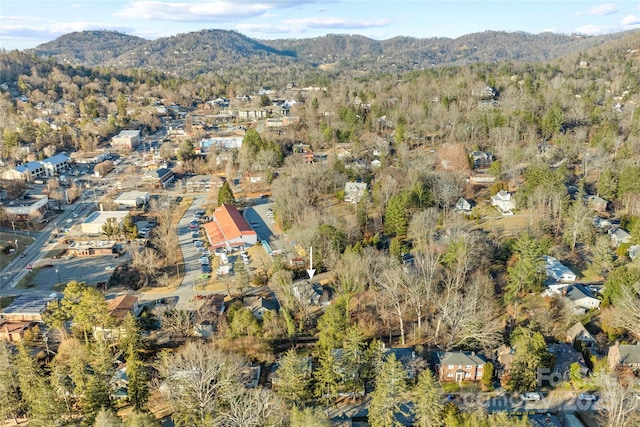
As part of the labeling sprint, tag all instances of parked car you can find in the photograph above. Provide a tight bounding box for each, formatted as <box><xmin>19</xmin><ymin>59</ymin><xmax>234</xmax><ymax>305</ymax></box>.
<box><xmin>191</xmin><ymin>231</ymin><xmax>200</xmax><ymax>238</ymax></box>
<box><xmin>522</xmin><ymin>392</ymin><xmax>542</xmax><ymax>401</ymax></box>
<box><xmin>198</xmin><ymin>273</ymin><xmax>211</xmax><ymax>279</ymax></box>
<box><xmin>201</xmin><ymin>265</ymin><xmax>212</xmax><ymax>273</ymax></box>
<box><xmin>578</xmin><ymin>393</ymin><xmax>597</xmax><ymax>401</ymax></box>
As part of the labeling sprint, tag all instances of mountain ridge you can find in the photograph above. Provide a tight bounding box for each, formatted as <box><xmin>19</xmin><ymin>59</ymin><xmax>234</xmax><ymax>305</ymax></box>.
<box><xmin>29</xmin><ymin>28</ymin><xmax>636</xmax><ymax>76</ymax></box>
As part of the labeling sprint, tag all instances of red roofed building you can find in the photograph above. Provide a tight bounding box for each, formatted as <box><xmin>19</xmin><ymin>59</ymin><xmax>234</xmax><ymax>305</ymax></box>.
<box><xmin>204</xmin><ymin>204</ymin><xmax>258</xmax><ymax>251</ymax></box>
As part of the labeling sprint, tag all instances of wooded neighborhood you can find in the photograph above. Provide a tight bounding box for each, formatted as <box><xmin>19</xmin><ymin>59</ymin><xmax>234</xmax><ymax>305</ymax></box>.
<box><xmin>1</xmin><ymin>26</ymin><xmax>640</xmax><ymax>427</ymax></box>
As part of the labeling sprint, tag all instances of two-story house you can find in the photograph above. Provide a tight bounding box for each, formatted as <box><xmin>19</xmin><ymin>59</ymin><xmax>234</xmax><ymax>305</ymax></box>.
<box><xmin>436</xmin><ymin>351</ymin><xmax>486</xmax><ymax>383</ymax></box>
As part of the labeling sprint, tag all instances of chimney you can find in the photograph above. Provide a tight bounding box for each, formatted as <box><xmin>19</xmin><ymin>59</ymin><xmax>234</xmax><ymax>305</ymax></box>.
<box><xmin>100</xmin><ymin>203</ymin><xmax>103</xmax><ymax>212</ymax></box>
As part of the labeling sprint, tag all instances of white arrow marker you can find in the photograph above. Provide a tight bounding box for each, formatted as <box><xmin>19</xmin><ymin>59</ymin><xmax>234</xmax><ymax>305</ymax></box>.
<box><xmin>307</xmin><ymin>246</ymin><xmax>316</xmax><ymax>279</ymax></box>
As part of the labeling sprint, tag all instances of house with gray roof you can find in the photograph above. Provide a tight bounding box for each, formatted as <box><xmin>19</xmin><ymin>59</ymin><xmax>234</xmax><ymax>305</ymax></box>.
<box><xmin>608</xmin><ymin>342</ymin><xmax>640</xmax><ymax>371</ymax></box>
<box><xmin>435</xmin><ymin>351</ymin><xmax>486</xmax><ymax>382</ymax></box>
<box><xmin>566</xmin><ymin>322</ymin><xmax>597</xmax><ymax>351</ymax></box>
<box><xmin>548</xmin><ymin>343</ymin><xmax>589</xmax><ymax>378</ymax></box>
<box><xmin>562</xmin><ymin>284</ymin><xmax>600</xmax><ymax>315</ymax></box>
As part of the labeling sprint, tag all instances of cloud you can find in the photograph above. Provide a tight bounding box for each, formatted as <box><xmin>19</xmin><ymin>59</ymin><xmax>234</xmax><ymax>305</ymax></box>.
<box><xmin>586</xmin><ymin>3</ymin><xmax>618</xmax><ymax>16</ymax></box>
<box><xmin>0</xmin><ymin>19</ymin><xmax>135</xmax><ymax>43</ymax></box>
<box><xmin>572</xmin><ymin>24</ymin><xmax>618</xmax><ymax>35</ymax></box>
<box><xmin>114</xmin><ymin>0</ymin><xmax>316</xmax><ymax>22</ymax></box>
<box><xmin>238</xmin><ymin>16</ymin><xmax>392</xmax><ymax>35</ymax></box>
<box><xmin>621</xmin><ymin>14</ymin><xmax>640</xmax><ymax>25</ymax></box>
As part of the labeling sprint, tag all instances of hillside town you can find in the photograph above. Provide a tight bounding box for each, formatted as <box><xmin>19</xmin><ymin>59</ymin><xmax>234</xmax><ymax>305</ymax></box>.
<box><xmin>2</xmin><ymin>28</ymin><xmax>640</xmax><ymax>427</ymax></box>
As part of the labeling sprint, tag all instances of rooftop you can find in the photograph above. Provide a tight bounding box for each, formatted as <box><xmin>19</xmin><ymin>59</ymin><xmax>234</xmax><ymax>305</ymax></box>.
<box><xmin>204</xmin><ymin>204</ymin><xmax>256</xmax><ymax>246</ymax></box>
<box><xmin>1</xmin><ymin>295</ymin><xmax>55</xmax><ymax>317</ymax></box>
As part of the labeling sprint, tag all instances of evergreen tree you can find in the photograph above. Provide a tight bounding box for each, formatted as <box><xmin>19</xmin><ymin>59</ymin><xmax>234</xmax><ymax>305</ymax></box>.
<box><xmin>315</xmin><ymin>349</ymin><xmax>341</xmax><ymax>403</ymax></box>
<box><xmin>94</xmin><ymin>408</ymin><xmax>122</xmax><ymax>427</ymax></box>
<box><xmin>317</xmin><ymin>298</ymin><xmax>348</xmax><ymax>351</ymax></box>
<box><xmin>217</xmin><ymin>181</ymin><xmax>236</xmax><ymax>205</ymax></box>
<box><xmin>120</xmin><ymin>313</ymin><xmax>149</xmax><ymax>412</ymax></box>
<box><xmin>15</xmin><ymin>343</ymin><xmax>65</xmax><ymax>426</ymax></box>
<box><xmin>83</xmin><ymin>374</ymin><xmax>113</xmax><ymax>426</ymax></box>
<box><xmin>507</xmin><ymin>327</ymin><xmax>550</xmax><ymax>392</ymax></box>
<box><xmin>368</xmin><ymin>354</ymin><xmax>408</xmax><ymax>427</ymax></box>
<box><xmin>125</xmin><ymin>411</ymin><xmax>161</xmax><ymax>427</ymax></box>
<box><xmin>413</xmin><ymin>369</ymin><xmax>443</xmax><ymax>427</ymax></box>
<box><xmin>505</xmin><ymin>233</ymin><xmax>547</xmax><ymax>313</ymax></box>
<box><xmin>274</xmin><ymin>349</ymin><xmax>311</xmax><ymax>405</ymax></box>
<box><xmin>290</xmin><ymin>407</ymin><xmax>330</xmax><ymax>427</ymax></box>
<box><xmin>385</xmin><ymin>191</ymin><xmax>412</xmax><ymax>236</ymax></box>
<box><xmin>0</xmin><ymin>342</ymin><xmax>22</xmax><ymax>424</ymax></box>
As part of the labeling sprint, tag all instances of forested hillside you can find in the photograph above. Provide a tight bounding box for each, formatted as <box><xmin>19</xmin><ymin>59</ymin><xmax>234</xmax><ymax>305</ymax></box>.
<box><xmin>29</xmin><ymin>28</ymin><xmax>636</xmax><ymax>77</ymax></box>
<box><xmin>3</xmin><ymin>25</ymin><xmax>640</xmax><ymax>427</ymax></box>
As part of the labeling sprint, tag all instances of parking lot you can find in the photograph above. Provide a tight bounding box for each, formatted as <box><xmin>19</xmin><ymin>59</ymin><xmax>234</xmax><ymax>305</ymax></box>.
<box><xmin>29</xmin><ymin>252</ymin><xmax>130</xmax><ymax>290</ymax></box>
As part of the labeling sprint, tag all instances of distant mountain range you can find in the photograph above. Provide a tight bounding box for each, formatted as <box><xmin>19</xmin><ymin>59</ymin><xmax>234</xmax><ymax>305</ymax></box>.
<box><xmin>30</xmin><ymin>28</ymin><xmax>636</xmax><ymax>76</ymax></box>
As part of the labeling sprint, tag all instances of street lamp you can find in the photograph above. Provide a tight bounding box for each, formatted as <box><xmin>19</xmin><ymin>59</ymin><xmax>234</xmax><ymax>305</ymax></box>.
<box><xmin>55</xmin><ymin>267</ymin><xmax>61</xmax><ymax>286</ymax></box>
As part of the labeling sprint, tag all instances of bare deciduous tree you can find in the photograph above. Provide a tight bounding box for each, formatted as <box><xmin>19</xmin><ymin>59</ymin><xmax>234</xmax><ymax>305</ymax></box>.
<box><xmin>594</xmin><ymin>371</ymin><xmax>640</xmax><ymax>427</ymax></box>
<box><xmin>157</xmin><ymin>342</ymin><xmax>245</xmax><ymax>425</ymax></box>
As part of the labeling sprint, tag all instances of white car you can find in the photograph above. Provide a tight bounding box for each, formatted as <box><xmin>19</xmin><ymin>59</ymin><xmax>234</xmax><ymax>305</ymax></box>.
<box><xmin>105</xmin><ymin>266</ymin><xmax>115</xmax><ymax>271</ymax></box>
<box><xmin>522</xmin><ymin>392</ymin><xmax>542</xmax><ymax>401</ymax></box>
<box><xmin>578</xmin><ymin>393</ymin><xmax>597</xmax><ymax>401</ymax></box>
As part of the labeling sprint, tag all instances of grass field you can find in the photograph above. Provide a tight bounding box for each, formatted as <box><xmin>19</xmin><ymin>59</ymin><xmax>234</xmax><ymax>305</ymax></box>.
<box><xmin>0</xmin><ymin>232</ymin><xmax>35</xmax><ymax>270</ymax></box>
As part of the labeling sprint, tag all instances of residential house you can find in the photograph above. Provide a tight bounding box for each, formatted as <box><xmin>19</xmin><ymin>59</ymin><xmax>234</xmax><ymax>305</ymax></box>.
<box><xmin>586</xmin><ymin>194</ymin><xmax>609</xmax><ymax>214</ymax></box>
<box><xmin>608</xmin><ymin>342</ymin><xmax>640</xmax><ymax>371</ymax></box>
<box><xmin>81</xmin><ymin>210</ymin><xmax>130</xmax><ymax>234</ymax></box>
<box><xmin>344</xmin><ymin>182</ymin><xmax>368</xmax><ymax>204</ymax></box>
<box><xmin>94</xmin><ymin>295</ymin><xmax>142</xmax><ymax>340</ymax></box>
<box><xmin>111</xmin><ymin>129</ymin><xmax>141</xmax><ymax>151</ymax></box>
<box><xmin>548</xmin><ymin>343</ymin><xmax>589</xmax><ymax>379</ymax></box>
<box><xmin>496</xmin><ymin>344</ymin><xmax>515</xmax><ymax>382</ymax></box>
<box><xmin>383</xmin><ymin>347</ymin><xmax>425</xmax><ymax>380</ymax></box>
<box><xmin>292</xmin><ymin>281</ymin><xmax>328</xmax><ymax>306</ymax></box>
<box><xmin>566</xmin><ymin>322</ymin><xmax>598</xmax><ymax>351</ymax></box>
<box><xmin>435</xmin><ymin>351</ymin><xmax>486</xmax><ymax>383</ymax></box>
<box><xmin>454</xmin><ymin>197</ymin><xmax>473</xmax><ymax>214</ymax></box>
<box><xmin>610</xmin><ymin>227</ymin><xmax>632</xmax><ymax>247</ymax></box>
<box><xmin>203</xmin><ymin>204</ymin><xmax>258</xmax><ymax>251</ymax></box>
<box><xmin>562</xmin><ymin>284</ymin><xmax>601</xmax><ymax>315</ymax></box>
<box><xmin>41</xmin><ymin>154</ymin><xmax>71</xmax><ymax>177</ymax></box>
<box><xmin>243</xmin><ymin>296</ymin><xmax>279</xmax><ymax>320</ymax></box>
<box><xmin>471</xmin><ymin>151</ymin><xmax>494</xmax><ymax>168</ymax></box>
<box><xmin>544</xmin><ymin>256</ymin><xmax>577</xmax><ymax>283</ymax></box>
<box><xmin>114</xmin><ymin>191</ymin><xmax>150</xmax><ymax>209</ymax></box>
<box><xmin>491</xmin><ymin>190</ymin><xmax>516</xmax><ymax>215</ymax></box>
<box><xmin>0</xmin><ymin>320</ymin><xmax>36</xmax><ymax>342</ymax></box>
<box><xmin>2</xmin><ymin>161</ymin><xmax>45</xmax><ymax>182</ymax></box>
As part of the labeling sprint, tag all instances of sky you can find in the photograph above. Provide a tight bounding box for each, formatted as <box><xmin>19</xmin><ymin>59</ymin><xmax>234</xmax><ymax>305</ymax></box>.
<box><xmin>2</xmin><ymin>0</ymin><xmax>640</xmax><ymax>51</ymax></box>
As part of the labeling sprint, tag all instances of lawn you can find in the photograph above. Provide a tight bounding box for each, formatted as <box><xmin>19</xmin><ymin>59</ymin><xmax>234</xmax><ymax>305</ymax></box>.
<box><xmin>0</xmin><ymin>232</ymin><xmax>35</xmax><ymax>270</ymax></box>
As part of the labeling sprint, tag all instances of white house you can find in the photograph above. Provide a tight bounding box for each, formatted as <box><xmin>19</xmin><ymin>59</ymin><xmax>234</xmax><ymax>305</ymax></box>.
<box><xmin>454</xmin><ymin>197</ymin><xmax>473</xmax><ymax>214</ymax></box>
<box><xmin>344</xmin><ymin>182</ymin><xmax>368</xmax><ymax>204</ymax></box>
<box><xmin>491</xmin><ymin>190</ymin><xmax>516</xmax><ymax>215</ymax></box>
<box><xmin>563</xmin><ymin>284</ymin><xmax>601</xmax><ymax>314</ymax></box>
<box><xmin>544</xmin><ymin>256</ymin><xmax>577</xmax><ymax>282</ymax></box>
